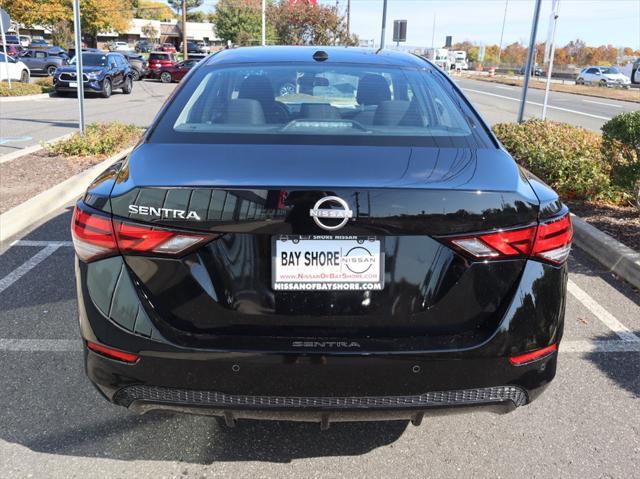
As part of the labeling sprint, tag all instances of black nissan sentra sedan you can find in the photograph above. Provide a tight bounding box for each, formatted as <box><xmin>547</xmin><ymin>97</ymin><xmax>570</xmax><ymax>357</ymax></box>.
<box><xmin>72</xmin><ymin>47</ymin><xmax>572</xmax><ymax>428</ymax></box>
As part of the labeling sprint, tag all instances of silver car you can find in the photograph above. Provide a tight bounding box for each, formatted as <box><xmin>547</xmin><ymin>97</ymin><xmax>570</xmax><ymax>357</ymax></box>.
<box><xmin>576</xmin><ymin>66</ymin><xmax>631</xmax><ymax>88</ymax></box>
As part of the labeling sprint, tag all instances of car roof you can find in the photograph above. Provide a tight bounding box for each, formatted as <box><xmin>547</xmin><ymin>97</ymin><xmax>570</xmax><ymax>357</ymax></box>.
<box><xmin>203</xmin><ymin>46</ymin><xmax>429</xmax><ymax>68</ymax></box>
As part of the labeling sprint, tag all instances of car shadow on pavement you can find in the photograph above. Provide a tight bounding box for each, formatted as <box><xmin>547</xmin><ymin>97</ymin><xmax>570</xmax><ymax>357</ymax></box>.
<box><xmin>585</xmin><ymin>330</ymin><xmax>640</xmax><ymax>399</ymax></box>
<box><xmin>1</xmin><ymin>357</ymin><xmax>407</xmax><ymax>464</ymax></box>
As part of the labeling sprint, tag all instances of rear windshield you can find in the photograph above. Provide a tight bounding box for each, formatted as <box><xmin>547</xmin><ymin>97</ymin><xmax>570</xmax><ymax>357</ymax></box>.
<box><xmin>150</xmin><ymin>53</ymin><xmax>170</xmax><ymax>60</ymax></box>
<box><xmin>150</xmin><ymin>62</ymin><xmax>492</xmax><ymax>147</ymax></box>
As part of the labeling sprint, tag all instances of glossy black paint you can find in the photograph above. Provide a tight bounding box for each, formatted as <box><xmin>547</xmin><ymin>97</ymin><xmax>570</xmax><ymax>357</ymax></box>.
<box><xmin>75</xmin><ymin>47</ymin><xmax>568</xmax><ymax>419</ymax></box>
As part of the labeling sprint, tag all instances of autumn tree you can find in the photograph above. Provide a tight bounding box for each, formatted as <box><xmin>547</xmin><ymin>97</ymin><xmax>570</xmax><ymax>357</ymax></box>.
<box><xmin>212</xmin><ymin>0</ymin><xmax>276</xmax><ymax>46</ymax></box>
<box><xmin>3</xmin><ymin>0</ymin><xmax>68</xmax><ymax>36</ymax></box>
<box><xmin>268</xmin><ymin>1</ymin><xmax>357</xmax><ymax>46</ymax></box>
<box><xmin>501</xmin><ymin>42</ymin><xmax>527</xmax><ymax>65</ymax></box>
<box><xmin>78</xmin><ymin>0</ymin><xmax>134</xmax><ymax>46</ymax></box>
<box><xmin>136</xmin><ymin>0</ymin><xmax>174</xmax><ymax>21</ymax></box>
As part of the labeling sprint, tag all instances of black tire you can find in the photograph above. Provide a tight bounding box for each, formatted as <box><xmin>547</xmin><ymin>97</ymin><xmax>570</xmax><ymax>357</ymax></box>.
<box><xmin>599</xmin><ymin>79</ymin><xmax>607</xmax><ymax>88</ymax></box>
<box><xmin>575</xmin><ymin>77</ymin><xmax>584</xmax><ymax>85</ymax></box>
<box><xmin>131</xmin><ymin>69</ymin><xmax>140</xmax><ymax>81</ymax></box>
<box><xmin>160</xmin><ymin>71</ymin><xmax>172</xmax><ymax>83</ymax></box>
<box><xmin>46</xmin><ymin>65</ymin><xmax>57</xmax><ymax>76</ymax></box>
<box><xmin>20</xmin><ymin>69</ymin><xmax>29</xmax><ymax>83</ymax></box>
<box><xmin>122</xmin><ymin>76</ymin><xmax>133</xmax><ymax>94</ymax></box>
<box><xmin>101</xmin><ymin>78</ymin><xmax>112</xmax><ymax>98</ymax></box>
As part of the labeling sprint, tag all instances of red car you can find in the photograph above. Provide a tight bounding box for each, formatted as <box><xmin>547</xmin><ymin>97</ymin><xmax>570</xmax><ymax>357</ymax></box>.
<box><xmin>147</xmin><ymin>52</ymin><xmax>177</xmax><ymax>77</ymax></box>
<box><xmin>160</xmin><ymin>43</ymin><xmax>177</xmax><ymax>53</ymax></box>
<box><xmin>158</xmin><ymin>59</ymin><xmax>199</xmax><ymax>83</ymax></box>
<box><xmin>2</xmin><ymin>44</ymin><xmax>22</xmax><ymax>57</ymax></box>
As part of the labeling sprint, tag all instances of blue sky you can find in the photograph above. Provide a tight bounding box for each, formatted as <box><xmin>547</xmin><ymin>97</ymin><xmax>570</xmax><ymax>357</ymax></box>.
<box><xmin>197</xmin><ymin>0</ymin><xmax>640</xmax><ymax>49</ymax></box>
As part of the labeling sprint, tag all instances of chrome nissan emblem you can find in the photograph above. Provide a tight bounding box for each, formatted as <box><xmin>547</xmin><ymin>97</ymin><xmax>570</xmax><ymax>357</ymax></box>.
<box><xmin>309</xmin><ymin>196</ymin><xmax>353</xmax><ymax>231</ymax></box>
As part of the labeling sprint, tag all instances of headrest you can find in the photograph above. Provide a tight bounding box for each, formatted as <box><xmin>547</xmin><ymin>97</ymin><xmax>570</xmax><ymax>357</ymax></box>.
<box><xmin>223</xmin><ymin>99</ymin><xmax>266</xmax><ymax>125</ymax></box>
<box><xmin>356</xmin><ymin>74</ymin><xmax>391</xmax><ymax>106</ymax></box>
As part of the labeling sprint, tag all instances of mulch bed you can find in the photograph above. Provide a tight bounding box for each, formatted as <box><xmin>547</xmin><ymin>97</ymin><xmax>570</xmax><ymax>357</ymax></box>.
<box><xmin>568</xmin><ymin>201</ymin><xmax>640</xmax><ymax>252</ymax></box>
<box><xmin>0</xmin><ymin>150</ymin><xmax>108</xmax><ymax>214</ymax></box>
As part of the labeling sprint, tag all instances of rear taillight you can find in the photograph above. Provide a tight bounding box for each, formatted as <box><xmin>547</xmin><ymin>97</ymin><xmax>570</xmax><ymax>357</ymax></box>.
<box><xmin>71</xmin><ymin>208</ymin><xmax>117</xmax><ymax>261</ymax></box>
<box><xmin>443</xmin><ymin>213</ymin><xmax>572</xmax><ymax>265</ymax></box>
<box><xmin>71</xmin><ymin>206</ymin><xmax>214</xmax><ymax>262</ymax></box>
<box><xmin>87</xmin><ymin>341</ymin><xmax>139</xmax><ymax>363</ymax></box>
<box><xmin>509</xmin><ymin>344</ymin><xmax>557</xmax><ymax>365</ymax></box>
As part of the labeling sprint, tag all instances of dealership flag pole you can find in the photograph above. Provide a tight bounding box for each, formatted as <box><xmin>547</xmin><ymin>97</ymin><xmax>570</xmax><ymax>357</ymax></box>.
<box><xmin>517</xmin><ymin>0</ymin><xmax>542</xmax><ymax>123</ymax></box>
<box><xmin>542</xmin><ymin>0</ymin><xmax>560</xmax><ymax>120</ymax></box>
<box><xmin>72</xmin><ymin>0</ymin><xmax>85</xmax><ymax>134</ymax></box>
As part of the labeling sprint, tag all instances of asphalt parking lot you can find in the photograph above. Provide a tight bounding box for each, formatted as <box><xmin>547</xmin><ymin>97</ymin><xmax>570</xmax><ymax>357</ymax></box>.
<box><xmin>0</xmin><ymin>205</ymin><xmax>639</xmax><ymax>478</ymax></box>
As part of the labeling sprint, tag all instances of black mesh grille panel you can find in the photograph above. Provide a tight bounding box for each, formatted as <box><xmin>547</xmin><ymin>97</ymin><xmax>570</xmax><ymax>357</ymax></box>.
<box><xmin>114</xmin><ymin>385</ymin><xmax>527</xmax><ymax>409</ymax></box>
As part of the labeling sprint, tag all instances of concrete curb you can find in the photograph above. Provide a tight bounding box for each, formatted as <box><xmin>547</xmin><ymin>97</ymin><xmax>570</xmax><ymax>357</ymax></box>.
<box><xmin>0</xmin><ymin>92</ymin><xmax>55</xmax><ymax>102</ymax></box>
<box><xmin>0</xmin><ymin>146</ymin><xmax>134</xmax><ymax>247</ymax></box>
<box><xmin>571</xmin><ymin>214</ymin><xmax>640</xmax><ymax>290</ymax></box>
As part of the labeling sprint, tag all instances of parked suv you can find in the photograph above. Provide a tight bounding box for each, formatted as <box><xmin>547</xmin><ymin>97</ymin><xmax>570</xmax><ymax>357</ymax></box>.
<box><xmin>576</xmin><ymin>66</ymin><xmax>631</xmax><ymax>88</ymax></box>
<box><xmin>54</xmin><ymin>52</ymin><xmax>133</xmax><ymax>98</ymax></box>
<box><xmin>122</xmin><ymin>52</ymin><xmax>148</xmax><ymax>81</ymax></box>
<box><xmin>148</xmin><ymin>51</ymin><xmax>177</xmax><ymax>77</ymax></box>
<box><xmin>19</xmin><ymin>49</ymin><xmax>68</xmax><ymax>76</ymax></box>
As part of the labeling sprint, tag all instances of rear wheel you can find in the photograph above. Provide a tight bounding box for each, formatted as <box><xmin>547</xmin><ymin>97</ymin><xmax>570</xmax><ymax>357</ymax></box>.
<box><xmin>599</xmin><ymin>79</ymin><xmax>607</xmax><ymax>87</ymax></box>
<box><xmin>131</xmin><ymin>69</ymin><xmax>140</xmax><ymax>81</ymax></box>
<box><xmin>575</xmin><ymin>77</ymin><xmax>584</xmax><ymax>85</ymax></box>
<box><xmin>101</xmin><ymin>78</ymin><xmax>112</xmax><ymax>98</ymax></box>
<box><xmin>20</xmin><ymin>69</ymin><xmax>29</xmax><ymax>83</ymax></box>
<box><xmin>46</xmin><ymin>65</ymin><xmax>57</xmax><ymax>76</ymax></box>
<box><xmin>122</xmin><ymin>76</ymin><xmax>133</xmax><ymax>94</ymax></box>
<box><xmin>160</xmin><ymin>71</ymin><xmax>172</xmax><ymax>83</ymax></box>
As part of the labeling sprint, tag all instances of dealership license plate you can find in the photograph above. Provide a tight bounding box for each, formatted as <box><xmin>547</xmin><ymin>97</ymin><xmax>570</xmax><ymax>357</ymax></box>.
<box><xmin>273</xmin><ymin>236</ymin><xmax>384</xmax><ymax>291</ymax></box>
<box><xmin>69</xmin><ymin>81</ymin><xmax>78</xmax><ymax>87</ymax></box>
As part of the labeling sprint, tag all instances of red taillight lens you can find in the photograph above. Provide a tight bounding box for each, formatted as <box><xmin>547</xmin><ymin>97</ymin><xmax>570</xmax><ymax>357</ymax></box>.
<box><xmin>87</xmin><ymin>341</ymin><xmax>139</xmax><ymax>363</ymax></box>
<box><xmin>71</xmin><ymin>207</ymin><xmax>118</xmax><ymax>261</ymax></box>
<box><xmin>531</xmin><ymin>214</ymin><xmax>573</xmax><ymax>264</ymax></box>
<box><xmin>72</xmin><ymin>206</ymin><xmax>214</xmax><ymax>262</ymax></box>
<box><xmin>509</xmin><ymin>344</ymin><xmax>557</xmax><ymax>365</ymax></box>
<box><xmin>444</xmin><ymin>213</ymin><xmax>572</xmax><ymax>265</ymax></box>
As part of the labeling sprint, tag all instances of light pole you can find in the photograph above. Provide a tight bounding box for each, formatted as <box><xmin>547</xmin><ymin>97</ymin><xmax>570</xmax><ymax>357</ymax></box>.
<box><xmin>261</xmin><ymin>0</ymin><xmax>266</xmax><ymax>46</ymax></box>
<box><xmin>517</xmin><ymin>0</ymin><xmax>542</xmax><ymax>123</ymax></box>
<box><xmin>542</xmin><ymin>0</ymin><xmax>560</xmax><ymax>120</ymax></box>
<box><xmin>182</xmin><ymin>0</ymin><xmax>188</xmax><ymax>60</ymax></box>
<box><xmin>72</xmin><ymin>0</ymin><xmax>85</xmax><ymax>134</ymax></box>
<box><xmin>497</xmin><ymin>0</ymin><xmax>508</xmax><ymax>65</ymax></box>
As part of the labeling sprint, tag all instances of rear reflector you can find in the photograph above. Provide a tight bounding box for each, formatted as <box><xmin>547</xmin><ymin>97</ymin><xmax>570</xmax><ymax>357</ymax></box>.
<box><xmin>87</xmin><ymin>341</ymin><xmax>139</xmax><ymax>363</ymax></box>
<box><xmin>444</xmin><ymin>213</ymin><xmax>572</xmax><ymax>265</ymax></box>
<box><xmin>509</xmin><ymin>344</ymin><xmax>558</xmax><ymax>365</ymax></box>
<box><xmin>71</xmin><ymin>206</ymin><xmax>215</xmax><ymax>261</ymax></box>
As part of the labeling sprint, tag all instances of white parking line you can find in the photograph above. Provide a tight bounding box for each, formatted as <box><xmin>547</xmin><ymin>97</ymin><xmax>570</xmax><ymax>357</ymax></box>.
<box><xmin>0</xmin><ymin>339</ymin><xmax>81</xmax><ymax>351</ymax></box>
<box><xmin>462</xmin><ymin>88</ymin><xmax>612</xmax><ymax>121</ymax></box>
<box><xmin>582</xmin><ymin>99</ymin><xmax>623</xmax><ymax>108</ymax></box>
<box><xmin>494</xmin><ymin>85</ymin><xmax>516</xmax><ymax>91</ymax></box>
<box><xmin>560</xmin><ymin>340</ymin><xmax>640</xmax><ymax>353</ymax></box>
<box><xmin>567</xmin><ymin>280</ymin><xmax>640</xmax><ymax>342</ymax></box>
<box><xmin>0</xmin><ymin>245</ymin><xmax>61</xmax><ymax>294</ymax></box>
<box><xmin>11</xmin><ymin>240</ymin><xmax>73</xmax><ymax>247</ymax></box>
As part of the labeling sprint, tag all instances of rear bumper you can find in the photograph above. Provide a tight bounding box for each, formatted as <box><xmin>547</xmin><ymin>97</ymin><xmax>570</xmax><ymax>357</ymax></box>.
<box><xmin>77</xmin><ymin>253</ymin><xmax>565</xmax><ymax>422</ymax></box>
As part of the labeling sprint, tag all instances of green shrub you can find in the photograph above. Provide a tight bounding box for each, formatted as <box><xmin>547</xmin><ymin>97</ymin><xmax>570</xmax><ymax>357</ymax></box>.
<box><xmin>601</xmin><ymin>111</ymin><xmax>640</xmax><ymax>204</ymax></box>
<box><xmin>46</xmin><ymin>122</ymin><xmax>142</xmax><ymax>157</ymax></box>
<box><xmin>34</xmin><ymin>77</ymin><xmax>54</xmax><ymax>91</ymax></box>
<box><xmin>0</xmin><ymin>81</ymin><xmax>45</xmax><ymax>96</ymax></box>
<box><xmin>493</xmin><ymin>120</ymin><xmax>613</xmax><ymax>201</ymax></box>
